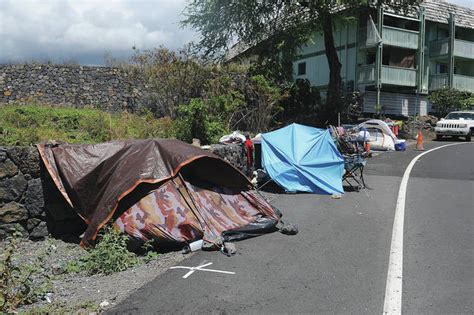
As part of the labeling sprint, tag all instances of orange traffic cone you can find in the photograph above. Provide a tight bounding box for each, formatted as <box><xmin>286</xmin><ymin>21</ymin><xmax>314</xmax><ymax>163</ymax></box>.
<box><xmin>415</xmin><ymin>130</ymin><xmax>424</xmax><ymax>151</ymax></box>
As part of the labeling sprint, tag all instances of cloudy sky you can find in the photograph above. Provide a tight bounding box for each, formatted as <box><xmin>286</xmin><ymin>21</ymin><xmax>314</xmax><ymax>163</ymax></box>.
<box><xmin>0</xmin><ymin>0</ymin><xmax>472</xmax><ymax>65</ymax></box>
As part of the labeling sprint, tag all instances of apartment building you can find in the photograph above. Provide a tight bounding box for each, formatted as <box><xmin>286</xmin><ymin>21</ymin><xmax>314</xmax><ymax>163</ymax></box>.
<box><xmin>292</xmin><ymin>0</ymin><xmax>473</xmax><ymax>116</ymax></box>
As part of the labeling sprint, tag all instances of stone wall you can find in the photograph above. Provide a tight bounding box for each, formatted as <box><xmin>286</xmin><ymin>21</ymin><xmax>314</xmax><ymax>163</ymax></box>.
<box><xmin>0</xmin><ymin>64</ymin><xmax>150</xmax><ymax>112</ymax></box>
<box><xmin>0</xmin><ymin>146</ymin><xmax>47</xmax><ymax>240</ymax></box>
<box><xmin>0</xmin><ymin>143</ymin><xmax>248</xmax><ymax>240</ymax></box>
<box><xmin>209</xmin><ymin>143</ymin><xmax>249</xmax><ymax>175</ymax></box>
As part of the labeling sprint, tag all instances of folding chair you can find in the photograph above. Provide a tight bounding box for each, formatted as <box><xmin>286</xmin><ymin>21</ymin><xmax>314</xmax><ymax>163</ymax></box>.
<box><xmin>328</xmin><ymin>125</ymin><xmax>368</xmax><ymax>191</ymax></box>
<box><xmin>342</xmin><ymin>153</ymin><xmax>367</xmax><ymax>191</ymax></box>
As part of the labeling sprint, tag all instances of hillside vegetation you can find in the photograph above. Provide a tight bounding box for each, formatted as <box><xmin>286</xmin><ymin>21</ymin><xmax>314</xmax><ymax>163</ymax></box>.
<box><xmin>0</xmin><ymin>104</ymin><xmax>173</xmax><ymax>146</ymax></box>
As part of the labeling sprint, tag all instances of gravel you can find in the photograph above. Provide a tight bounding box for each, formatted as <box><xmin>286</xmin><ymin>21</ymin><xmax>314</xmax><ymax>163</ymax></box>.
<box><xmin>1</xmin><ymin>237</ymin><xmax>192</xmax><ymax>312</ymax></box>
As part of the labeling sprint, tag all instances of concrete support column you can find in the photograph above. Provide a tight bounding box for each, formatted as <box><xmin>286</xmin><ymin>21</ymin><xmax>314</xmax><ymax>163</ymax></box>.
<box><xmin>376</xmin><ymin>6</ymin><xmax>384</xmax><ymax>108</ymax></box>
<box><xmin>448</xmin><ymin>13</ymin><xmax>456</xmax><ymax>87</ymax></box>
<box><xmin>417</xmin><ymin>8</ymin><xmax>426</xmax><ymax>95</ymax></box>
<box><xmin>416</xmin><ymin>8</ymin><xmax>426</xmax><ymax>116</ymax></box>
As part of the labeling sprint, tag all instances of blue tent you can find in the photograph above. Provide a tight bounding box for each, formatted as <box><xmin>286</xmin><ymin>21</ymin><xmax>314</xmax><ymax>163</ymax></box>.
<box><xmin>261</xmin><ymin>123</ymin><xmax>344</xmax><ymax>195</ymax></box>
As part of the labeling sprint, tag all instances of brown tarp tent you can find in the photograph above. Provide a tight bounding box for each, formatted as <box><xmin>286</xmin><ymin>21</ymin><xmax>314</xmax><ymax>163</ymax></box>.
<box><xmin>37</xmin><ymin>139</ymin><xmax>285</xmax><ymax>249</ymax></box>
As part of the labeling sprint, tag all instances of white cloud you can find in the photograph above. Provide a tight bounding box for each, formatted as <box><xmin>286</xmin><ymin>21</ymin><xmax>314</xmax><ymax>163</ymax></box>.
<box><xmin>0</xmin><ymin>0</ymin><xmax>196</xmax><ymax>65</ymax></box>
<box><xmin>0</xmin><ymin>0</ymin><xmax>472</xmax><ymax>65</ymax></box>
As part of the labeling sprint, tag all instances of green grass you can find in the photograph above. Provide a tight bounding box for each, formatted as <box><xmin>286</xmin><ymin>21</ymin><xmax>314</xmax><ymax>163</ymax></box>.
<box><xmin>0</xmin><ymin>104</ymin><xmax>174</xmax><ymax>146</ymax></box>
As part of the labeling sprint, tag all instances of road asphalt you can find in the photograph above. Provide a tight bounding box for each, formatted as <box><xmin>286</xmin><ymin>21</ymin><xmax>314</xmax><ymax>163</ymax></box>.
<box><xmin>403</xmin><ymin>143</ymin><xmax>473</xmax><ymax>314</ymax></box>
<box><xmin>109</xmin><ymin>140</ymin><xmax>473</xmax><ymax>314</ymax></box>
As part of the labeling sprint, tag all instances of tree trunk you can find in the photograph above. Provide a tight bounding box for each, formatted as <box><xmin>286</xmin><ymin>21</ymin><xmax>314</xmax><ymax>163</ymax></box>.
<box><xmin>320</xmin><ymin>11</ymin><xmax>343</xmax><ymax>125</ymax></box>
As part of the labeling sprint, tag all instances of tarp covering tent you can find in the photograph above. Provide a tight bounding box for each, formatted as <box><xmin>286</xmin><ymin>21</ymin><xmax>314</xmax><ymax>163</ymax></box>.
<box><xmin>261</xmin><ymin>123</ymin><xmax>345</xmax><ymax>195</ymax></box>
<box><xmin>37</xmin><ymin>139</ymin><xmax>283</xmax><ymax>249</ymax></box>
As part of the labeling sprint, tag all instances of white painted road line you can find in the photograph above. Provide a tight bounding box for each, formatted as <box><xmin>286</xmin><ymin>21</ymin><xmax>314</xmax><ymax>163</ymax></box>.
<box><xmin>382</xmin><ymin>142</ymin><xmax>472</xmax><ymax>315</ymax></box>
<box><xmin>170</xmin><ymin>262</ymin><xmax>236</xmax><ymax>279</ymax></box>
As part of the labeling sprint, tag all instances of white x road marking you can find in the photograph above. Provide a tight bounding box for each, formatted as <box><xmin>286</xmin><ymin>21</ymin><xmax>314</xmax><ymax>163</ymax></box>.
<box><xmin>170</xmin><ymin>262</ymin><xmax>236</xmax><ymax>279</ymax></box>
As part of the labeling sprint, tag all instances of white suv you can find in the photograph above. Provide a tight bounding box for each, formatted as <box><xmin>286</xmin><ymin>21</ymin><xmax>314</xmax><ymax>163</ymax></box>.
<box><xmin>435</xmin><ymin>111</ymin><xmax>474</xmax><ymax>142</ymax></box>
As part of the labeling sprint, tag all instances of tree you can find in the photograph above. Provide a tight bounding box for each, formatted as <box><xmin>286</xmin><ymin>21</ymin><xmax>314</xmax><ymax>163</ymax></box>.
<box><xmin>182</xmin><ymin>0</ymin><xmax>419</xmax><ymax>125</ymax></box>
<box><xmin>125</xmin><ymin>46</ymin><xmax>211</xmax><ymax>118</ymax></box>
<box><xmin>428</xmin><ymin>88</ymin><xmax>473</xmax><ymax>117</ymax></box>
<box><xmin>278</xmin><ymin>79</ymin><xmax>321</xmax><ymax>125</ymax></box>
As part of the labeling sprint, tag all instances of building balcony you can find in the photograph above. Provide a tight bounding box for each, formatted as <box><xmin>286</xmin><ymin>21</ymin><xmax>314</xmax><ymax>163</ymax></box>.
<box><xmin>382</xmin><ymin>26</ymin><xmax>419</xmax><ymax>49</ymax></box>
<box><xmin>358</xmin><ymin>26</ymin><xmax>419</xmax><ymax>49</ymax></box>
<box><xmin>430</xmin><ymin>38</ymin><xmax>449</xmax><ymax>57</ymax></box>
<box><xmin>453</xmin><ymin>75</ymin><xmax>474</xmax><ymax>92</ymax></box>
<box><xmin>429</xmin><ymin>73</ymin><xmax>474</xmax><ymax>93</ymax></box>
<box><xmin>358</xmin><ymin>65</ymin><xmax>376</xmax><ymax>83</ymax></box>
<box><xmin>454</xmin><ymin>39</ymin><xmax>474</xmax><ymax>59</ymax></box>
<box><xmin>429</xmin><ymin>74</ymin><xmax>449</xmax><ymax>90</ymax></box>
<box><xmin>381</xmin><ymin>66</ymin><xmax>417</xmax><ymax>86</ymax></box>
<box><xmin>430</xmin><ymin>38</ymin><xmax>474</xmax><ymax>59</ymax></box>
<box><xmin>358</xmin><ymin>65</ymin><xmax>417</xmax><ymax>87</ymax></box>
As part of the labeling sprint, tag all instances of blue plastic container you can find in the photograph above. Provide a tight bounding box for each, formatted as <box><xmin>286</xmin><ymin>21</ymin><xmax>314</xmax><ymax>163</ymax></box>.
<box><xmin>395</xmin><ymin>140</ymin><xmax>406</xmax><ymax>151</ymax></box>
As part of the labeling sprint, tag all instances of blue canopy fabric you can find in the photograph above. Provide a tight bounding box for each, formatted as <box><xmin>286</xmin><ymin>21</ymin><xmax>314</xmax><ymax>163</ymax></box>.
<box><xmin>261</xmin><ymin>123</ymin><xmax>344</xmax><ymax>195</ymax></box>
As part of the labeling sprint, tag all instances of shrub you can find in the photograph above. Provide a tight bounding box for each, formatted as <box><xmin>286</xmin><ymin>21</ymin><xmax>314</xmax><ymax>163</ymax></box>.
<box><xmin>172</xmin><ymin>73</ymin><xmax>281</xmax><ymax>144</ymax></box>
<box><xmin>123</xmin><ymin>47</ymin><xmax>282</xmax><ymax>141</ymax></box>
<box><xmin>67</xmin><ymin>227</ymin><xmax>139</xmax><ymax>275</ymax></box>
<box><xmin>239</xmin><ymin>75</ymin><xmax>282</xmax><ymax>132</ymax></box>
<box><xmin>173</xmin><ymin>98</ymin><xmax>225</xmax><ymax>144</ymax></box>
<box><xmin>141</xmin><ymin>240</ymin><xmax>161</xmax><ymax>263</ymax></box>
<box><xmin>124</xmin><ymin>46</ymin><xmax>216</xmax><ymax>118</ymax></box>
<box><xmin>428</xmin><ymin>88</ymin><xmax>473</xmax><ymax>118</ymax></box>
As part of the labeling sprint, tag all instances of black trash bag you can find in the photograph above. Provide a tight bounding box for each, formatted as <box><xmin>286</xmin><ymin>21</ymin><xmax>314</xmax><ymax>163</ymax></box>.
<box><xmin>222</xmin><ymin>217</ymin><xmax>279</xmax><ymax>242</ymax></box>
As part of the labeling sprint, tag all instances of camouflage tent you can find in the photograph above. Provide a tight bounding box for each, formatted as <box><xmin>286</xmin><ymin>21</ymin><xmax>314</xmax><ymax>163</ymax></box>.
<box><xmin>38</xmin><ymin>139</ymin><xmax>283</xmax><ymax>250</ymax></box>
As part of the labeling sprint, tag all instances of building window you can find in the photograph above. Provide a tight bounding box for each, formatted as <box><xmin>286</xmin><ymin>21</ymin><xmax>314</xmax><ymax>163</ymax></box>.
<box><xmin>297</xmin><ymin>62</ymin><xmax>306</xmax><ymax>76</ymax></box>
<box><xmin>437</xmin><ymin>63</ymin><xmax>447</xmax><ymax>74</ymax></box>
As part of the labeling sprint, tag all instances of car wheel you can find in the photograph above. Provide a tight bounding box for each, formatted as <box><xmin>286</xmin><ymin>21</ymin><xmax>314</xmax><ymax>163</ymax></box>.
<box><xmin>436</xmin><ymin>134</ymin><xmax>442</xmax><ymax>141</ymax></box>
<box><xmin>466</xmin><ymin>131</ymin><xmax>472</xmax><ymax>142</ymax></box>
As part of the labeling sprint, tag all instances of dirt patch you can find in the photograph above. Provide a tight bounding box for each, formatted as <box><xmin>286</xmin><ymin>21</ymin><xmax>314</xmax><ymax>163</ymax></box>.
<box><xmin>1</xmin><ymin>237</ymin><xmax>192</xmax><ymax>312</ymax></box>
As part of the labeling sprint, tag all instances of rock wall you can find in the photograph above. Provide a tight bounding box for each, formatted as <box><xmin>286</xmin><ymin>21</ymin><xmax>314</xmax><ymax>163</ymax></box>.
<box><xmin>0</xmin><ymin>143</ymin><xmax>249</xmax><ymax>240</ymax></box>
<box><xmin>0</xmin><ymin>146</ymin><xmax>47</xmax><ymax>240</ymax></box>
<box><xmin>0</xmin><ymin>64</ymin><xmax>150</xmax><ymax>112</ymax></box>
<box><xmin>209</xmin><ymin>143</ymin><xmax>249</xmax><ymax>175</ymax></box>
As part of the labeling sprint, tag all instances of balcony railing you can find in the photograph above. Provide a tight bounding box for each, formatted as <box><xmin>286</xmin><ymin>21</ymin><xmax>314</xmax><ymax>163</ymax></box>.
<box><xmin>381</xmin><ymin>66</ymin><xmax>417</xmax><ymax>87</ymax></box>
<box><xmin>358</xmin><ymin>65</ymin><xmax>417</xmax><ymax>87</ymax></box>
<box><xmin>382</xmin><ymin>26</ymin><xmax>419</xmax><ymax>49</ymax></box>
<box><xmin>358</xmin><ymin>64</ymin><xmax>375</xmax><ymax>83</ymax></box>
<box><xmin>429</xmin><ymin>74</ymin><xmax>449</xmax><ymax>90</ymax></box>
<box><xmin>429</xmin><ymin>74</ymin><xmax>474</xmax><ymax>93</ymax></box>
<box><xmin>359</xmin><ymin>26</ymin><xmax>419</xmax><ymax>49</ymax></box>
<box><xmin>430</xmin><ymin>38</ymin><xmax>449</xmax><ymax>57</ymax></box>
<box><xmin>430</xmin><ymin>38</ymin><xmax>474</xmax><ymax>59</ymax></box>
<box><xmin>454</xmin><ymin>39</ymin><xmax>474</xmax><ymax>59</ymax></box>
<box><xmin>453</xmin><ymin>75</ymin><xmax>474</xmax><ymax>93</ymax></box>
